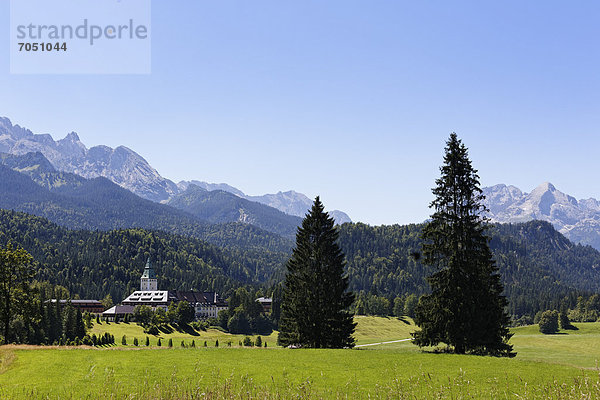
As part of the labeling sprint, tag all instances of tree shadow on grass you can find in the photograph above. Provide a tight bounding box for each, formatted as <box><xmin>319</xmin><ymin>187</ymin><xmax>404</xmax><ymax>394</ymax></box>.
<box><xmin>397</xmin><ymin>316</ymin><xmax>411</xmax><ymax>325</ymax></box>
<box><xmin>175</xmin><ymin>324</ymin><xmax>200</xmax><ymax>336</ymax></box>
<box><xmin>563</xmin><ymin>325</ymin><xmax>579</xmax><ymax>331</ymax></box>
<box><xmin>158</xmin><ymin>325</ymin><xmax>174</xmax><ymax>334</ymax></box>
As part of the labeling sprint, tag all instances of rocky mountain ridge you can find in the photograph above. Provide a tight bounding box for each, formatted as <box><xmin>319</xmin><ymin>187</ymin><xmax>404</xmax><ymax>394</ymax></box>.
<box><xmin>0</xmin><ymin>116</ymin><xmax>351</xmax><ymax>223</ymax></box>
<box><xmin>483</xmin><ymin>182</ymin><xmax>600</xmax><ymax>250</ymax></box>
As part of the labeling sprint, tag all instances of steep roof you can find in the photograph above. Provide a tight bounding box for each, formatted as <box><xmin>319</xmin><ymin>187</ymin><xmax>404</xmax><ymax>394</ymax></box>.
<box><xmin>141</xmin><ymin>257</ymin><xmax>156</xmax><ymax>279</ymax></box>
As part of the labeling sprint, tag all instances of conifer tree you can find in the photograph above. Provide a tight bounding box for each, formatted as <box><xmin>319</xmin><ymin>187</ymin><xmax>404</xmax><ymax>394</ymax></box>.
<box><xmin>75</xmin><ymin>309</ymin><xmax>86</xmax><ymax>339</ymax></box>
<box><xmin>0</xmin><ymin>244</ymin><xmax>35</xmax><ymax>342</ymax></box>
<box><xmin>412</xmin><ymin>133</ymin><xmax>514</xmax><ymax>357</ymax></box>
<box><xmin>278</xmin><ymin>197</ymin><xmax>356</xmax><ymax>348</ymax></box>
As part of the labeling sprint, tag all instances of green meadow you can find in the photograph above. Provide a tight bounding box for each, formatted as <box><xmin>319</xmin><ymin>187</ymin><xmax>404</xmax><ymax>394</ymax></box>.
<box><xmin>1</xmin><ymin>317</ymin><xmax>599</xmax><ymax>399</ymax></box>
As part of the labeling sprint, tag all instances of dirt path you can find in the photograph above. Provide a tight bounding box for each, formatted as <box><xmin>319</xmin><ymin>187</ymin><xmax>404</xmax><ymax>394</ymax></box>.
<box><xmin>355</xmin><ymin>338</ymin><xmax>412</xmax><ymax>347</ymax></box>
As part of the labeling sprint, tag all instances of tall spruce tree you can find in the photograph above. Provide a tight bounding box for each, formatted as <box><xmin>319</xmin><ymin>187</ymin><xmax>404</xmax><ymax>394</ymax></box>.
<box><xmin>412</xmin><ymin>133</ymin><xmax>514</xmax><ymax>357</ymax></box>
<box><xmin>278</xmin><ymin>197</ymin><xmax>356</xmax><ymax>348</ymax></box>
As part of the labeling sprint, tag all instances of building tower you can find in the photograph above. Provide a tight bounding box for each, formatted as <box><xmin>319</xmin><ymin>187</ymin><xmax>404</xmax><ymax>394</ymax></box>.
<box><xmin>140</xmin><ymin>258</ymin><xmax>158</xmax><ymax>291</ymax></box>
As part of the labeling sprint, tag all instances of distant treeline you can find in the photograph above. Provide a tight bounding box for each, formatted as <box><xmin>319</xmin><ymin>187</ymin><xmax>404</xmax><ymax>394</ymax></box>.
<box><xmin>337</xmin><ymin>221</ymin><xmax>600</xmax><ymax>319</ymax></box>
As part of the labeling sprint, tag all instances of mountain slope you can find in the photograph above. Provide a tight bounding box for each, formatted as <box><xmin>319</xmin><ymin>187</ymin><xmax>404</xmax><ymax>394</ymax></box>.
<box><xmin>0</xmin><ymin>162</ymin><xmax>293</xmax><ymax>255</ymax></box>
<box><xmin>0</xmin><ymin>117</ymin><xmax>178</xmax><ymax>201</ymax></box>
<box><xmin>179</xmin><ymin>182</ymin><xmax>352</xmax><ymax>224</ymax></box>
<box><xmin>483</xmin><ymin>183</ymin><xmax>600</xmax><ymax>250</ymax></box>
<box><xmin>1</xmin><ymin>116</ymin><xmax>353</xmax><ymax>222</ymax></box>
<box><xmin>167</xmin><ymin>184</ymin><xmax>302</xmax><ymax>238</ymax></box>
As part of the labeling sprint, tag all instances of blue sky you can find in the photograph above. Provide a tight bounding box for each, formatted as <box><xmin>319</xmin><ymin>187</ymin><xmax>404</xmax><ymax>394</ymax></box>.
<box><xmin>1</xmin><ymin>1</ymin><xmax>599</xmax><ymax>225</ymax></box>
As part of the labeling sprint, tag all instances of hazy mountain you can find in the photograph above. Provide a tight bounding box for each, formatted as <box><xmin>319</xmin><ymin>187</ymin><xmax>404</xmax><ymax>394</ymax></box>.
<box><xmin>0</xmin><ymin>117</ymin><xmax>179</xmax><ymax>202</ymax></box>
<box><xmin>178</xmin><ymin>182</ymin><xmax>353</xmax><ymax>224</ymax></box>
<box><xmin>167</xmin><ymin>184</ymin><xmax>302</xmax><ymax>238</ymax></box>
<box><xmin>177</xmin><ymin>180</ymin><xmax>245</xmax><ymax>197</ymax></box>
<box><xmin>483</xmin><ymin>182</ymin><xmax>600</xmax><ymax>250</ymax></box>
<box><xmin>1</xmin><ymin>116</ymin><xmax>352</xmax><ymax>222</ymax></box>
<box><xmin>0</xmin><ymin>160</ymin><xmax>292</xmax><ymax>253</ymax></box>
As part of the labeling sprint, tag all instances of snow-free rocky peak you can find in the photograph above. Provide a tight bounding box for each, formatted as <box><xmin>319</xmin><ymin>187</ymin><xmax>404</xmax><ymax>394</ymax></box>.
<box><xmin>483</xmin><ymin>182</ymin><xmax>600</xmax><ymax>250</ymax></box>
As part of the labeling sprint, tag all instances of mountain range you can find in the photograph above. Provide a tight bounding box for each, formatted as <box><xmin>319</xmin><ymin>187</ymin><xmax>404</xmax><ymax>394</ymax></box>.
<box><xmin>483</xmin><ymin>182</ymin><xmax>600</xmax><ymax>250</ymax></box>
<box><xmin>3</xmin><ymin>116</ymin><xmax>600</xmax><ymax>251</ymax></box>
<box><xmin>0</xmin><ymin>156</ymin><xmax>293</xmax><ymax>256</ymax></box>
<box><xmin>0</xmin><ymin>117</ymin><xmax>351</xmax><ymax>224</ymax></box>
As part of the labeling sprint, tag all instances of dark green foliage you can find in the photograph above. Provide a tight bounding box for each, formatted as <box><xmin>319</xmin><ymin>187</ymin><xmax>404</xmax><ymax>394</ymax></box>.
<box><xmin>168</xmin><ymin>338</ymin><xmax>173</xmax><ymax>348</ymax></box>
<box><xmin>403</xmin><ymin>294</ymin><xmax>418</xmax><ymax>318</ymax></box>
<box><xmin>144</xmin><ymin>325</ymin><xmax>159</xmax><ymax>335</ymax></box>
<box><xmin>0</xmin><ymin>210</ymin><xmax>284</xmax><ymax>301</ymax></box>
<box><xmin>167</xmin><ymin>185</ymin><xmax>303</xmax><ymax>239</ymax></box>
<box><xmin>0</xmin><ymin>244</ymin><xmax>35</xmax><ymax>342</ymax></box>
<box><xmin>338</xmin><ymin>220</ymin><xmax>600</xmax><ymax>320</ymax></box>
<box><xmin>157</xmin><ymin>338</ymin><xmax>161</xmax><ymax>347</ymax></box>
<box><xmin>255</xmin><ymin>335</ymin><xmax>262</xmax><ymax>347</ymax></box>
<box><xmin>121</xmin><ymin>335</ymin><xmax>127</xmax><ymax>345</ymax></box>
<box><xmin>353</xmin><ymin>292</ymin><xmax>390</xmax><ymax>316</ymax></box>
<box><xmin>222</xmin><ymin>288</ymin><xmax>273</xmax><ymax>335</ymax></box>
<box><xmin>412</xmin><ymin>134</ymin><xmax>514</xmax><ymax>357</ymax></box>
<box><xmin>181</xmin><ymin>340</ymin><xmax>185</xmax><ymax>348</ymax></box>
<box><xmin>227</xmin><ymin>311</ymin><xmax>250</xmax><ymax>334</ymax></box>
<box><xmin>559</xmin><ymin>312</ymin><xmax>573</xmax><ymax>330</ymax></box>
<box><xmin>278</xmin><ymin>197</ymin><xmax>356</xmax><ymax>348</ymax></box>
<box><xmin>190</xmin><ymin>339</ymin><xmax>195</xmax><ymax>348</ymax></box>
<box><xmin>133</xmin><ymin>305</ymin><xmax>153</xmax><ymax>326</ymax></box>
<box><xmin>539</xmin><ymin>310</ymin><xmax>559</xmax><ymax>334</ymax></box>
<box><xmin>392</xmin><ymin>297</ymin><xmax>404</xmax><ymax>317</ymax></box>
<box><xmin>145</xmin><ymin>336</ymin><xmax>150</xmax><ymax>346</ymax></box>
<box><xmin>243</xmin><ymin>336</ymin><xmax>252</xmax><ymax>347</ymax></box>
<box><xmin>568</xmin><ymin>295</ymin><xmax>600</xmax><ymax>322</ymax></box>
<box><xmin>215</xmin><ymin>339</ymin><xmax>219</xmax><ymax>347</ymax></box>
<box><xmin>176</xmin><ymin>301</ymin><xmax>195</xmax><ymax>326</ymax></box>
<box><xmin>133</xmin><ymin>337</ymin><xmax>138</xmax><ymax>346</ymax></box>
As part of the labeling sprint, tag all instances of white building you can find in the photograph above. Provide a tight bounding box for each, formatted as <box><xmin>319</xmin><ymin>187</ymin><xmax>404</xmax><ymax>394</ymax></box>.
<box><xmin>104</xmin><ymin>258</ymin><xmax>228</xmax><ymax>320</ymax></box>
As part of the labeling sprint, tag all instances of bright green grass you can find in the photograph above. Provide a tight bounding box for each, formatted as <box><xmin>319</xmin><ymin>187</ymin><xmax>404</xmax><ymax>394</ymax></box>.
<box><xmin>91</xmin><ymin>315</ymin><xmax>413</xmax><ymax>348</ymax></box>
<box><xmin>0</xmin><ymin>318</ymin><xmax>599</xmax><ymax>399</ymax></box>
<box><xmin>510</xmin><ymin>322</ymin><xmax>600</xmax><ymax>369</ymax></box>
<box><xmin>353</xmin><ymin>315</ymin><xmax>414</xmax><ymax>345</ymax></box>
<box><xmin>0</xmin><ymin>346</ymin><xmax>595</xmax><ymax>399</ymax></box>
<box><xmin>90</xmin><ymin>321</ymin><xmax>278</xmax><ymax>348</ymax></box>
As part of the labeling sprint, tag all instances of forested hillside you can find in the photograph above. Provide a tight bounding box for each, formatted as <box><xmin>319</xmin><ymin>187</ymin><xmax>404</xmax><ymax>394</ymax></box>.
<box><xmin>0</xmin><ymin>210</ymin><xmax>285</xmax><ymax>302</ymax></box>
<box><xmin>167</xmin><ymin>184</ymin><xmax>302</xmax><ymax>239</ymax></box>
<box><xmin>0</xmin><ymin>163</ymin><xmax>292</xmax><ymax>253</ymax></box>
<box><xmin>337</xmin><ymin>221</ymin><xmax>600</xmax><ymax>318</ymax></box>
<box><xmin>2</xmin><ymin>205</ymin><xmax>599</xmax><ymax>320</ymax></box>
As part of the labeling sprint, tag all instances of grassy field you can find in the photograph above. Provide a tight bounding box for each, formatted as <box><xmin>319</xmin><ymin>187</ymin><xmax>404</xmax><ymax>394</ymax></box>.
<box><xmin>0</xmin><ymin>317</ymin><xmax>599</xmax><ymax>399</ymax></box>
<box><xmin>89</xmin><ymin>315</ymin><xmax>415</xmax><ymax>348</ymax></box>
<box><xmin>90</xmin><ymin>320</ymin><xmax>279</xmax><ymax>348</ymax></box>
